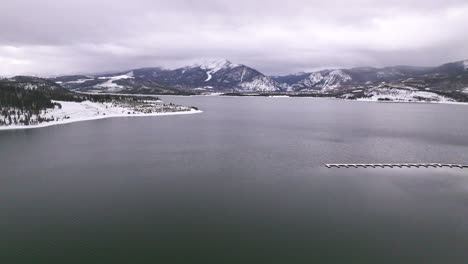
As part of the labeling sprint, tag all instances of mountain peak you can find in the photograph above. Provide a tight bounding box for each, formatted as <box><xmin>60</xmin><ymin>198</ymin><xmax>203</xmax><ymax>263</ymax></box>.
<box><xmin>193</xmin><ymin>59</ymin><xmax>238</xmax><ymax>71</ymax></box>
<box><xmin>189</xmin><ymin>59</ymin><xmax>241</xmax><ymax>82</ymax></box>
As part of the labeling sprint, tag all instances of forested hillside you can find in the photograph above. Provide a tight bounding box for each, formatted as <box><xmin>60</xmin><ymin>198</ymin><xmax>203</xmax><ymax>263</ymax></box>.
<box><xmin>0</xmin><ymin>77</ymin><xmax>162</xmax><ymax>126</ymax></box>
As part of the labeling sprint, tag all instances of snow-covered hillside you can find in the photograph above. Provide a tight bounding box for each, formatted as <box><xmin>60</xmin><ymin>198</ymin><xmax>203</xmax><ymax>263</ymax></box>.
<box><xmin>60</xmin><ymin>77</ymin><xmax>94</xmax><ymax>84</ymax></box>
<box><xmin>321</xmin><ymin>70</ymin><xmax>352</xmax><ymax>91</ymax></box>
<box><xmin>278</xmin><ymin>69</ymin><xmax>353</xmax><ymax>92</ymax></box>
<box><xmin>94</xmin><ymin>72</ymin><xmax>135</xmax><ymax>92</ymax></box>
<box><xmin>301</xmin><ymin>72</ymin><xmax>323</xmax><ymax>87</ymax></box>
<box><xmin>239</xmin><ymin>76</ymin><xmax>280</xmax><ymax>92</ymax></box>
<box><xmin>360</xmin><ymin>87</ymin><xmax>454</xmax><ymax>102</ymax></box>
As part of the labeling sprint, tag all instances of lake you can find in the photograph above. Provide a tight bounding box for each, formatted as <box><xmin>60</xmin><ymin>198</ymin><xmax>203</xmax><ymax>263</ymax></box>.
<box><xmin>1</xmin><ymin>96</ymin><xmax>467</xmax><ymax>263</ymax></box>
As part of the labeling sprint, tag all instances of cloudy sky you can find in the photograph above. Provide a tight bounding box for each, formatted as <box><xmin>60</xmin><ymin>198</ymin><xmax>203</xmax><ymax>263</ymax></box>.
<box><xmin>1</xmin><ymin>0</ymin><xmax>468</xmax><ymax>76</ymax></box>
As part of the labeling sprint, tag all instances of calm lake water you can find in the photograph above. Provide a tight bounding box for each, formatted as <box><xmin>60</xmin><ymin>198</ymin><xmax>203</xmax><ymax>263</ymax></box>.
<box><xmin>1</xmin><ymin>96</ymin><xmax>467</xmax><ymax>263</ymax></box>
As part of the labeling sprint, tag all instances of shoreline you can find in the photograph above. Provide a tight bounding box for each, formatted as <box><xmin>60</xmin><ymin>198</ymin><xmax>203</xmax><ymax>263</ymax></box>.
<box><xmin>200</xmin><ymin>94</ymin><xmax>468</xmax><ymax>106</ymax></box>
<box><xmin>207</xmin><ymin>94</ymin><xmax>468</xmax><ymax>105</ymax></box>
<box><xmin>353</xmin><ymin>98</ymin><xmax>468</xmax><ymax>105</ymax></box>
<box><xmin>0</xmin><ymin>109</ymin><xmax>202</xmax><ymax>131</ymax></box>
<box><xmin>64</xmin><ymin>92</ymin><xmax>468</xmax><ymax>106</ymax></box>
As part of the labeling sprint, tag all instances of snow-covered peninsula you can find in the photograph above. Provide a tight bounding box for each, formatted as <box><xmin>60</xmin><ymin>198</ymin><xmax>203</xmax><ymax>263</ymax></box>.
<box><xmin>0</xmin><ymin>99</ymin><xmax>201</xmax><ymax>130</ymax></box>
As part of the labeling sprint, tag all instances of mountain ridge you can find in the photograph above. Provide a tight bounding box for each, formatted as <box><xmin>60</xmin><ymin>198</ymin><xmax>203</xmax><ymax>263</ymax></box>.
<box><xmin>20</xmin><ymin>58</ymin><xmax>466</xmax><ymax>102</ymax></box>
<box><xmin>49</xmin><ymin>59</ymin><xmax>282</xmax><ymax>94</ymax></box>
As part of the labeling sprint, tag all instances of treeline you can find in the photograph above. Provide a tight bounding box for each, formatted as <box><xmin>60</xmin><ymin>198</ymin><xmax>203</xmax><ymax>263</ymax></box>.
<box><xmin>0</xmin><ymin>108</ymin><xmax>56</xmax><ymax>126</ymax></box>
<box><xmin>0</xmin><ymin>83</ymin><xmax>56</xmax><ymax>110</ymax></box>
<box><xmin>0</xmin><ymin>83</ymin><xmax>57</xmax><ymax>125</ymax></box>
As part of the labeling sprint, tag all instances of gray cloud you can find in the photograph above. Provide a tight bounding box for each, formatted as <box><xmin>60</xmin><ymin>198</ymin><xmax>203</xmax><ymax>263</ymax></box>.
<box><xmin>1</xmin><ymin>0</ymin><xmax>468</xmax><ymax>76</ymax></box>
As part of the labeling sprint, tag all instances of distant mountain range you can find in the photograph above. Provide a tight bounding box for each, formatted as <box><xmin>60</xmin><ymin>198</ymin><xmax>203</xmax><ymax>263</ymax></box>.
<box><xmin>50</xmin><ymin>59</ymin><xmax>280</xmax><ymax>94</ymax></box>
<box><xmin>272</xmin><ymin>60</ymin><xmax>468</xmax><ymax>93</ymax></box>
<box><xmin>1</xmin><ymin>58</ymin><xmax>468</xmax><ymax>102</ymax></box>
<box><xmin>46</xmin><ymin>58</ymin><xmax>468</xmax><ymax>95</ymax></box>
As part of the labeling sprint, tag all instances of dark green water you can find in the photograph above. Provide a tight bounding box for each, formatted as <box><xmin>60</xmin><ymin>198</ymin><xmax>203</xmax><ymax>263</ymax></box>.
<box><xmin>1</xmin><ymin>97</ymin><xmax>467</xmax><ymax>263</ymax></box>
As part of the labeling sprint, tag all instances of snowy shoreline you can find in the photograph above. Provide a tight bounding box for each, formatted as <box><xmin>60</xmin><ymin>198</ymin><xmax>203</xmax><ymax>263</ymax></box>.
<box><xmin>0</xmin><ymin>109</ymin><xmax>202</xmax><ymax>131</ymax></box>
<box><xmin>353</xmin><ymin>98</ymin><xmax>468</xmax><ymax>105</ymax></box>
<box><xmin>166</xmin><ymin>91</ymin><xmax>468</xmax><ymax>106</ymax></box>
<box><xmin>316</xmin><ymin>97</ymin><xmax>468</xmax><ymax>105</ymax></box>
<box><xmin>0</xmin><ymin>100</ymin><xmax>202</xmax><ymax>131</ymax></box>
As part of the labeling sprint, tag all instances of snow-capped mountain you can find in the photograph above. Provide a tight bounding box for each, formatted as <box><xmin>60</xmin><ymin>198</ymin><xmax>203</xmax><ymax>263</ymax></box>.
<box><xmin>52</xmin><ymin>59</ymin><xmax>282</xmax><ymax>94</ymax></box>
<box><xmin>160</xmin><ymin>59</ymin><xmax>281</xmax><ymax>91</ymax></box>
<box><xmin>140</xmin><ymin>59</ymin><xmax>281</xmax><ymax>92</ymax></box>
<box><xmin>196</xmin><ymin>59</ymin><xmax>240</xmax><ymax>82</ymax></box>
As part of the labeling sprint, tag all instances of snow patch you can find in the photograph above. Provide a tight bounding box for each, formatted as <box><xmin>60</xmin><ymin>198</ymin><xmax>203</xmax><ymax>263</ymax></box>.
<box><xmin>23</xmin><ymin>84</ymin><xmax>39</xmax><ymax>90</ymax></box>
<box><xmin>95</xmin><ymin>80</ymin><xmax>125</xmax><ymax>92</ymax></box>
<box><xmin>322</xmin><ymin>70</ymin><xmax>352</xmax><ymax>91</ymax></box>
<box><xmin>238</xmin><ymin>76</ymin><xmax>279</xmax><ymax>92</ymax></box>
<box><xmin>307</xmin><ymin>72</ymin><xmax>323</xmax><ymax>85</ymax></box>
<box><xmin>240</xmin><ymin>67</ymin><xmax>247</xmax><ymax>82</ymax></box>
<box><xmin>66</xmin><ymin>78</ymin><xmax>95</xmax><ymax>84</ymax></box>
<box><xmin>205</xmin><ymin>72</ymin><xmax>212</xmax><ymax>82</ymax></box>
<box><xmin>98</xmin><ymin>72</ymin><xmax>134</xmax><ymax>81</ymax></box>
<box><xmin>94</xmin><ymin>72</ymin><xmax>135</xmax><ymax>92</ymax></box>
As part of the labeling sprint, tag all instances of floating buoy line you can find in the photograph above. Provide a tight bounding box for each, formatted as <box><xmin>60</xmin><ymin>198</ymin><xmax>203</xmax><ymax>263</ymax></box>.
<box><xmin>325</xmin><ymin>163</ymin><xmax>468</xmax><ymax>169</ymax></box>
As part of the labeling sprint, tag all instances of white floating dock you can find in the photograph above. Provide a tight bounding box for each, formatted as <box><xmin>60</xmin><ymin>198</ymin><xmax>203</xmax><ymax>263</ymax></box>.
<box><xmin>325</xmin><ymin>163</ymin><xmax>468</xmax><ymax>169</ymax></box>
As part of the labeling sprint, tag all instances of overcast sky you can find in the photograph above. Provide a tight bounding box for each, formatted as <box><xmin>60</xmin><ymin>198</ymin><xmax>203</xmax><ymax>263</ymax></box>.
<box><xmin>1</xmin><ymin>0</ymin><xmax>468</xmax><ymax>76</ymax></box>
